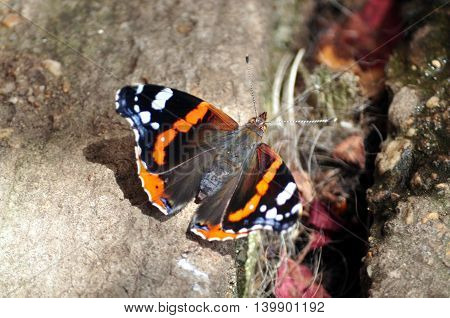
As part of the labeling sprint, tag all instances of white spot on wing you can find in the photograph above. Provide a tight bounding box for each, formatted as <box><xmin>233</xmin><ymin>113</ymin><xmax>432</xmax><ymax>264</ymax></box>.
<box><xmin>275</xmin><ymin>214</ymin><xmax>283</xmax><ymax>221</ymax></box>
<box><xmin>260</xmin><ymin>205</ymin><xmax>267</xmax><ymax>212</ymax></box>
<box><xmin>250</xmin><ymin>224</ymin><xmax>263</xmax><ymax>231</ymax></box>
<box><xmin>265</xmin><ymin>207</ymin><xmax>277</xmax><ymax>219</ymax></box>
<box><xmin>152</xmin><ymin>87</ymin><xmax>173</xmax><ymax>110</ymax></box>
<box><xmin>136</xmin><ymin>84</ymin><xmax>144</xmax><ymax>94</ymax></box>
<box><xmin>139</xmin><ymin>111</ymin><xmax>151</xmax><ymax>124</ymax></box>
<box><xmin>150</xmin><ymin>122</ymin><xmax>160</xmax><ymax>130</ymax></box>
<box><xmin>115</xmin><ymin>101</ymin><xmax>120</xmax><ymax>109</ymax></box>
<box><xmin>151</xmin><ymin>99</ymin><xmax>166</xmax><ymax>110</ymax></box>
<box><xmin>276</xmin><ymin>182</ymin><xmax>297</xmax><ymax>206</ymax></box>
<box><xmin>133</xmin><ymin>129</ymin><xmax>139</xmax><ymax>142</ymax></box>
<box><xmin>156</xmin><ymin>87</ymin><xmax>173</xmax><ymax>100</ymax></box>
<box><xmin>134</xmin><ymin>146</ymin><xmax>142</xmax><ymax>158</ymax></box>
<box><xmin>134</xmin><ymin>105</ymin><xmax>140</xmax><ymax>113</ymax></box>
<box><xmin>291</xmin><ymin>203</ymin><xmax>302</xmax><ymax>216</ymax></box>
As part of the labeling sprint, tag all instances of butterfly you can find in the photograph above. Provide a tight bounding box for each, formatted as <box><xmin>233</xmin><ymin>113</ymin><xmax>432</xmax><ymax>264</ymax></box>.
<box><xmin>115</xmin><ymin>84</ymin><xmax>303</xmax><ymax>241</ymax></box>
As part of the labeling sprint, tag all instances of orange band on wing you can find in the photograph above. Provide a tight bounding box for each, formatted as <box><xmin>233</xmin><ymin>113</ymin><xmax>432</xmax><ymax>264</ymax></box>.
<box><xmin>173</xmin><ymin>119</ymin><xmax>192</xmax><ymax>133</ymax></box>
<box><xmin>191</xmin><ymin>224</ymin><xmax>248</xmax><ymax>241</ymax></box>
<box><xmin>152</xmin><ymin>102</ymin><xmax>211</xmax><ymax>165</ymax></box>
<box><xmin>153</xmin><ymin>129</ymin><xmax>177</xmax><ymax>165</ymax></box>
<box><xmin>137</xmin><ymin>159</ymin><xmax>166</xmax><ymax>209</ymax></box>
<box><xmin>185</xmin><ymin>102</ymin><xmax>209</xmax><ymax>125</ymax></box>
<box><xmin>227</xmin><ymin>158</ymin><xmax>283</xmax><ymax>222</ymax></box>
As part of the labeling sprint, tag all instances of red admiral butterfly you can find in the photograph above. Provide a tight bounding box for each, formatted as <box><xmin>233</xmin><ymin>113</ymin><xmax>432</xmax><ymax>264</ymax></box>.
<box><xmin>115</xmin><ymin>84</ymin><xmax>302</xmax><ymax>241</ymax></box>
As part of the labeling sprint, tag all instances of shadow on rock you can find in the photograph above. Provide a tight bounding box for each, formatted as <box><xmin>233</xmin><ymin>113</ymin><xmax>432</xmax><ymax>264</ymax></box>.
<box><xmin>83</xmin><ymin>136</ymin><xmax>236</xmax><ymax>255</ymax></box>
<box><xmin>83</xmin><ymin>136</ymin><xmax>171</xmax><ymax>222</ymax></box>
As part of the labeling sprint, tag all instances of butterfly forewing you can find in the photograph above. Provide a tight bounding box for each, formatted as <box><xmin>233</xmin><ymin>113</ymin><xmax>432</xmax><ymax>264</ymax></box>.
<box><xmin>115</xmin><ymin>84</ymin><xmax>238</xmax><ymax>214</ymax></box>
<box><xmin>116</xmin><ymin>84</ymin><xmax>238</xmax><ymax>172</ymax></box>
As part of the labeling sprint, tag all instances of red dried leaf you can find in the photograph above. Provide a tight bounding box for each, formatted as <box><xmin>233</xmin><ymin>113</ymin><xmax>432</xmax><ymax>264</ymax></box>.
<box><xmin>317</xmin><ymin>0</ymin><xmax>402</xmax><ymax>96</ymax></box>
<box><xmin>275</xmin><ymin>258</ymin><xmax>331</xmax><ymax>298</ymax></box>
<box><xmin>308</xmin><ymin>200</ymin><xmax>342</xmax><ymax>232</ymax></box>
<box><xmin>309</xmin><ymin>231</ymin><xmax>331</xmax><ymax>249</ymax></box>
<box><xmin>332</xmin><ymin>134</ymin><xmax>366</xmax><ymax>170</ymax></box>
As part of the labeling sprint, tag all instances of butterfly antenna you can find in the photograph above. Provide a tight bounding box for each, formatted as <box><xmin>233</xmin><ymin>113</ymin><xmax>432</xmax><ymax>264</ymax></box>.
<box><xmin>266</xmin><ymin>118</ymin><xmax>337</xmax><ymax>126</ymax></box>
<box><xmin>246</xmin><ymin>55</ymin><xmax>258</xmax><ymax>117</ymax></box>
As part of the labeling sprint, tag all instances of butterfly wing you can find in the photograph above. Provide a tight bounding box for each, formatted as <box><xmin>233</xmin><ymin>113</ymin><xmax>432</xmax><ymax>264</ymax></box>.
<box><xmin>191</xmin><ymin>143</ymin><xmax>303</xmax><ymax>241</ymax></box>
<box><xmin>115</xmin><ymin>84</ymin><xmax>238</xmax><ymax>214</ymax></box>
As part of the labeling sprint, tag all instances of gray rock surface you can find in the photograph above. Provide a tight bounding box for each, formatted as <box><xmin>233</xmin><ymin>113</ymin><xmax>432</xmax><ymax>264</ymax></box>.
<box><xmin>387</xmin><ymin>86</ymin><xmax>420</xmax><ymax>133</ymax></box>
<box><xmin>0</xmin><ymin>0</ymin><xmax>271</xmax><ymax>297</ymax></box>
<box><xmin>366</xmin><ymin>7</ymin><xmax>449</xmax><ymax>297</ymax></box>
<box><xmin>368</xmin><ymin>196</ymin><xmax>449</xmax><ymax>297</ymax></box>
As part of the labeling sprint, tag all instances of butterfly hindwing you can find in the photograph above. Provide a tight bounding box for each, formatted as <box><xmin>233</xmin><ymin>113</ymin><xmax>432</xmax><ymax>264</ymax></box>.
<box><xmin>191</xmin><ymin>143</ymin><xmax>302</xmax><ymax>241</ymax></box>
<box><xmin>116</xmin><ymin>84</ymin><xmax>238</xmax><ymax>214</ymax></box>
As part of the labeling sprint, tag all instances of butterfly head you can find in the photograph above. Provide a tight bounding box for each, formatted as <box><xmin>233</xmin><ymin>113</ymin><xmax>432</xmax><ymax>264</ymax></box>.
<box><xmin>247</xmin><ymin>112</ymin><xmax>267</xmax><ymax>137</ymax></box>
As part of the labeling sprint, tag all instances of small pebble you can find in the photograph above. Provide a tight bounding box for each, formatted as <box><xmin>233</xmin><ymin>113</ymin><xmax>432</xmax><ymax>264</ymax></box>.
<box><xmin>431</xmin><ymin>59</ymin><xmax>441</xmax><ymax>69</ymax></box>
<box><xmin>62</xmin><ymin>79</ymin><xmax>71</xmax><ymax>93</ymax></box>
<box><xmin>0</xmin><ymin>82</ymin><xmax>16</xmax><ymax>94</ymax></box>
<box><xmin>422</xmin><ymin>212</ymin><xmax>439</xmax><ymax>224</ymax></box>
<box><xmin>426</xmin><ymin>96</ymin><xmax>440</xmax><ymax>108</ymax></box>
<box><xmin>435</xmin><ymin>183</ymin><xmax>449</xmax><ymax>192</ymax></box>
<box><xmin>2</xmin><ymin>13</ymin><xmax>21</xmax><ymax>28</ymax></box>
<box><xmin>388</xmin><ymin>270</ymin><xmax>401</xmax><ymax>279</ymax></box>
<box><xmin>366</xmin><ymin>265</ymin><xmax>373</xmax><ymax>278</ymax></box>
<box><xmin>176</xmin><ymin>21</ymin><xmax>194</xmax><ymax>35</ymax></box>
<box><xmin>376</xmin><ymin>138</ymin><xmax>412</xmax><ymax>175</ymax></box>
<box><xmin>405</xmin><ymin>211</ymin><xmax>414</xmax><ymax>225</ymax></box>
<box><xmin>42</xmin><ymin>59</ymin><xmax>62</xmax><ymax>77</ymax></box>
<box><xmin>411</xmin><ymin>172</ymin><xmax>423</xmax><ymax>188</ymax></box>
<box><xmin>406</xmin><ymin>128</ymin><xmax>416</xmax><ymax>137</ymax></box>
<box><xmin>0</xmin><ymin>128</ymin><xmax>14</xmax><ymax>140</ymax></box>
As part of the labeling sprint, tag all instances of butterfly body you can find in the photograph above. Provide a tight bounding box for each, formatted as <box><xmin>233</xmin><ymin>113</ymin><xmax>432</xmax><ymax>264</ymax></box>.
<box><xmin>116</xmin><ymin>84</ymin><xmax>302</xmax><ymax>241</ymax></box>
<box><xmin>198</xmin><ymin>114</ymin><xmax>266</xmax><ymax>199</ymax></box>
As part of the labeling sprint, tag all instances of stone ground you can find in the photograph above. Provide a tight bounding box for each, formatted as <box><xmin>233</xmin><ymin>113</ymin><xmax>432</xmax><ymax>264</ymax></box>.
<box><xmin>366</xmin><ymin>6</ymin><xmax>449</xmax><ymax>297</ymax></box>
<box><xmin>0</xmin><ymin>0</ymin><xmax>271</xmax><ymax>297</ymax></box>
